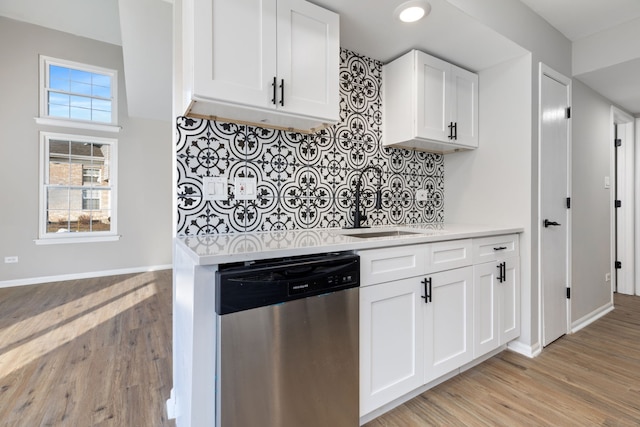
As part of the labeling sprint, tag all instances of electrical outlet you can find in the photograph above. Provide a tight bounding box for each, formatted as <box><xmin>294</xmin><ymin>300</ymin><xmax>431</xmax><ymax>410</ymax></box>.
<box><xmin>4</xmin><ymin>256</ymin><xmax>18</xmax><ymax>264</ymax></box>
<box><xmin>416</xmin><ymin>189</ymin><xmax>429</xmax><ymax>201</ymax></box>
<box><xmin>234</xmin><ymin>177</ymin><xmax>257</xmax><ymax>200</ymax></box>
<box><xmin>605</xmin><ymin>272</ymin><xmax>611</xmax><ymax>282</ymax></box>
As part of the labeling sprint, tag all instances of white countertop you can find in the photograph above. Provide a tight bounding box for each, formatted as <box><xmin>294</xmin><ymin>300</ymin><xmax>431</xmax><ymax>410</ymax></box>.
<box><xmin>175</xmin><ymin>223</ymin><xmax>524</xmax><ymax>265</ymax></box>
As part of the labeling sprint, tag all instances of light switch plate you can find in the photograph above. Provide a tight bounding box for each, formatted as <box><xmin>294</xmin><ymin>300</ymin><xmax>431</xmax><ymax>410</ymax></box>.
<box><xmin>203</xmin><ymin>176</ymin><xmax>227</xmax><ymax>201</ymax></box>
<box><xmin>234</xmin><ymin>177</ymin><xmax>257</xmax><ymax>200</ymax></box>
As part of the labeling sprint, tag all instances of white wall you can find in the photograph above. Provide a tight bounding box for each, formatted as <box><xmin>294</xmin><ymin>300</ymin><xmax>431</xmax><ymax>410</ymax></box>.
<box><xmin>445</xmin><ymin>53</ymin><xmax>533</xmax><ymax>349</ymax></box>
<box><xmin>0</xmin><ymin>17</ymin><xmax>173</xmax><ymax>285</ymax></box>
<box><xmin>444</xmin><ymin>0</ymin><xmax>573</xmax><ymax>355</ymax></box>
<box><xmin>570</xmin><ymin>79</ymin><xmax>615</xmax><ymax>322</ymax></box>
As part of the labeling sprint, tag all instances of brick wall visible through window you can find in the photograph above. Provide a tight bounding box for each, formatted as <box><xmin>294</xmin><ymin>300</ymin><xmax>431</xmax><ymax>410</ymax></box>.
<box><xmin>39</xmin><ymin>132</ymin><xmax>117</xmax><ymax>240</ymax></box>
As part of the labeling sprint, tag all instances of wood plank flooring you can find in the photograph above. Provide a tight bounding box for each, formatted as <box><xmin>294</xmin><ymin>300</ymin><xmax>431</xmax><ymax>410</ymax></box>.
<box><xmin>0</xmin><ymin>270</ymin><xmax>174</xmax><ymax>427</ymax></box>
<box><xmin>365</xmin><ymin>294</ymin><xmax>640</xmax><ymax>427</ymax></box>
<box><xmin>1</xmin><ymin>271</ymin><xmax>639</xmax><ymax>426</ymax></box>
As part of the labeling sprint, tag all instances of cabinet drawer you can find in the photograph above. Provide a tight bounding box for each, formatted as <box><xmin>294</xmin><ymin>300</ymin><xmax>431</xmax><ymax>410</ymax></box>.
<box><xmin>425</xmin><ymin>239</ymin><xmax>472</xmax><ymax>273</ymax></box>
<box><xmin>472</xmin><ymin>234</ymin><xmax>519</xmax><ymax>263</ymax></box>
<box><xmin>359</xmin><ymin>245</ymin><xmax>428</xmax><ymax>286</ymax></box>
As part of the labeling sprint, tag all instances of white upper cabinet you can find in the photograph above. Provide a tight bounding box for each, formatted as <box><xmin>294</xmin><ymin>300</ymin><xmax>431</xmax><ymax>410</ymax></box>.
<box><xmin>183</xmin><ymin>0</ymin><xmax>340</xmax><ymax>133</ymax></box>
<box><xmin>383</xmin><ymin>50</ymin><xmax>478</xmax><ymax>153</ymax></box>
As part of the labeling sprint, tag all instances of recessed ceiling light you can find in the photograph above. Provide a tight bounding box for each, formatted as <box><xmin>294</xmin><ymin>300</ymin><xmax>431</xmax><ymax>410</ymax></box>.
<box><xmin>394</xmin><ymin>0</ymin><xmax>431</xmax><ymax>23</ymax></box>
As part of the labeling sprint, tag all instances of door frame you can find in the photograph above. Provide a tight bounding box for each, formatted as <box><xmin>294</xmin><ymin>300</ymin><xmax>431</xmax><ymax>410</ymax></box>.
<box><xmin>537</xmin><ymin>62</ymin><xmax>572</xmax><ymax>345</ymax></box>
<box><xmin>610</xmin><ymin>106</ymin><xmax>635</xmax><ymax>295</ymax></box>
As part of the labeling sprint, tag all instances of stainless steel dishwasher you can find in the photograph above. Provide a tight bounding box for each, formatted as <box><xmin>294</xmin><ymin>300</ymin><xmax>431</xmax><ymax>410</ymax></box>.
<box><xmin>215</xmin><ymin>252</ymin><xmax>360</xmax><ymax>427</ymax></box>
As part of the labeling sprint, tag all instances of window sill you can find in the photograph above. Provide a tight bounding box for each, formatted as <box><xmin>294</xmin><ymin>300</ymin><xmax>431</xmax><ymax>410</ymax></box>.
<box><xmin>35</xmin><ymin>235</ymin><xmax>121</xmax><ymax>245</ymax></box>
<box><xmin>35</xmin><ymin>117</ymin><xmax>121</xmax><ymax>133</ymax></box>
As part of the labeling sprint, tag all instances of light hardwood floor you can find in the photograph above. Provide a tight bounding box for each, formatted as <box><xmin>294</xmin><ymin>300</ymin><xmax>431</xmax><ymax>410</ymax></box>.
<box><xmin>0</xmin><ymin>270</ymin><xmax>174</xmax><ymax>427</ymax></box>
<box><xmin>1</xmin><ymin>271</ymin><xmax>639</xmax><ymax>426</ymax></box>
<box><xmin>365</xmin><ymin>294</ymin><xmax>640</xmax><ymax>427</ymax></box>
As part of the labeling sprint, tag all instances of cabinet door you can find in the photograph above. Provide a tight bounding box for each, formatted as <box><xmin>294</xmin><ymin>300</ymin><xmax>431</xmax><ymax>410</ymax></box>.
<box><xmin>473</xmin><ymin>262</ymin><xmax>500</xmax><ymax>358</ymax></box>
<box><xmin>360</xmin><ymin>279</ymin><xmax>424</xmax><ymax>416</ymax></box>
<box><xmin>424</xmin><ymin>266</ymin><xmax>473</xmax><ymax>384</ymax></box>
<box><xmin>193</xmin><ymin>0</ymin><xmax>277</xmax><ymax>107</ymax></box>
<box><xmin>415</xmin><ymin>51</ymin><xmax>451</xmax><ymax>142</ymax></box>
<box><xmin>450</xmin><ymin>66</ymin><xmax>478</xmax><ymax>148</ymax></box>
<box><xmin>501</xmin><ymin>257</ymin><xmax>520</xmax><ymax>344</ymax></box>
<box><xmin>277</xmin><ymin>0</ymin><xmax>339</xmax><ymax>121</ymax></box>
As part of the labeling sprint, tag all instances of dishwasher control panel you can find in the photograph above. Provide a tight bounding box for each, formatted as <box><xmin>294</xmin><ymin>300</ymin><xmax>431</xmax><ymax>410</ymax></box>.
<box><xmin>216</xmin><ymin>252</ymin><xmax>360</xmax><ymax>315</ymax></box>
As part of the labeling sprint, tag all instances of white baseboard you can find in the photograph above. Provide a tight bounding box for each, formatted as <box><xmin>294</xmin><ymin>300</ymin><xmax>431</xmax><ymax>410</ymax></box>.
<box><xmin>571</xmin><ymin>301</ymin><xmax>614</xmax><ymax>333</ymax></box>
<box><xmin>166</xmin><ymin>388</ymin><xmax>177</xmax><ymax>420</ymax></box>
<box><xmin>0</xmin><ymin>264</ymin><xmax>172</xmax><ymax>289</ymax></box>
<box><xmin>507</xmin><ymin>339</ymin><xmax>541</xmax><ymax>358</ymax></box>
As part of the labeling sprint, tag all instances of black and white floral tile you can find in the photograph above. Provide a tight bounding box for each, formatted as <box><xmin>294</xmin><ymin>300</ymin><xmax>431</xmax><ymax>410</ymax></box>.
<box><xmin>176</xmin><ymin>49</ymin><xmax>445</xmax><ymax>235</ymax></box>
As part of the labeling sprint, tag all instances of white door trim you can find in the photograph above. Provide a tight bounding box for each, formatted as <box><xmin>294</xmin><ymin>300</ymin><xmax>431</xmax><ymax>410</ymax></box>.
<box><xmin>537</xmin><ymin>62</ymin><xmax>572</xmax><ymax>345</ymax></box>
<box><xmin>610</xmin><ymin>106</ymin><xmax>635</xmax><ymax>295</ymax></box>
<box><xmin>637</xmin><ymin>118</ymin><xmax>640</xmax><ymax>296</ymax></box>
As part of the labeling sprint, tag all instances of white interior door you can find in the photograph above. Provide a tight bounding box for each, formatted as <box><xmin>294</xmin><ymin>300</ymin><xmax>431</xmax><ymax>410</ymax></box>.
<box><xmin>539</xmin><ymin>64</ymin><xmax>571</xmax><ymax>347</ymax></box>
<box><xmin>612</xmin><ymin>108</ymin><xmax>635</xmax><ymax>295</ymax></box>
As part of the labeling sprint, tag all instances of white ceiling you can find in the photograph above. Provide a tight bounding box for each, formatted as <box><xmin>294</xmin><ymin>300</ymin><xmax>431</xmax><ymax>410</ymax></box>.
<box><xmin>1</xmin><ymin>0</ymin><xmax>640</xmax><ymax>115</ymax></box>
<box><xmin>519</xmin><ymin>0</ymin><xmax>640</xmax><ymax>41</ymax></box>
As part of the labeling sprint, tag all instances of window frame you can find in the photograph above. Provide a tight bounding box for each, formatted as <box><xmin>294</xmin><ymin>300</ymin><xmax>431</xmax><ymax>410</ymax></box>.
<box><xmin>38</xmin><ymin>56</ymin><xmax>120</xmax><ymax>133</ymax></box>
<box><xmin>37</xmin><ymin>132</ymin><xmax>119</xmax><ymax>245</ymax></box>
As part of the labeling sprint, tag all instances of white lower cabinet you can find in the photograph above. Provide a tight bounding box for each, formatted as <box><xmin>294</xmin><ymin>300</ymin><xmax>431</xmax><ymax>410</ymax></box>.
<box><xmin>424</xmin><ymin>266</ymin><xmax>474</xmax><ymax>383</ymax></box>
<box><xmin>359</xmin><ymin>266</ymin><xmax>474</xmax><ymax>415</ymax></box>
<box><xmin>472</xmin><ymin>236</ymin><xmax>521</xmax><ymax>358</ymax></box>
<box><xmin>360</xmin><ymin>278</ymin><xmax>424</xmax><ymax>416</ymax></box>
<box><xmin>359</xmin><ymin>235</ymin><xmax>521</xmax><ymax>418</ymax></box>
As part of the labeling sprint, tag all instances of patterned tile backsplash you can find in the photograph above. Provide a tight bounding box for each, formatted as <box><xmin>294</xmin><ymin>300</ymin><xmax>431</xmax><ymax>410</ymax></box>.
<box><xmin>176</xmin><ymin>49</ymin><xmax>444</xmax><ymax>235</ymax></box>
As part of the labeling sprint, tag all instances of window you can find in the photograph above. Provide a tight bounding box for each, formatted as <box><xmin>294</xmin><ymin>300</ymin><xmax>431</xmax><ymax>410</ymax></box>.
<box><xmin>38</xmin><ymin>132</ymin><xmax>118</xmax><ymax>244</ymax></box>
<box><xmin>38</xmin><ymin>56</ymin><xmax>118</xmax><ymax>131</ymax></box>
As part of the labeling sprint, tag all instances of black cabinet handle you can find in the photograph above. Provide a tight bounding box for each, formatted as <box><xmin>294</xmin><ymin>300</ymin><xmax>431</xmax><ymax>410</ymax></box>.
<box><xmin>271</xmin><ymin>76</ymin><xmax>277</xmax><ymax>105</ymax></box>
<box><xmin>497</xmin><ymin>262</ymin><xmax>506</xmax><ymax>283</ymax></box>
<box><xmin>493</xmin><ymin>246</ymin><xmax>507</xmax><ymax>251</ymax></box>
<box><xmin>279</xmin><ymin>79</ymin><xmax>284</xmax><ymax>106</ymax></box>
<box><xmin>421</xmin><ymin>277</ymin><xmax>432</xmax><ymax>304</ymax></box>
<box><xmin>448</xmin><ymin>122</ymin><xmax>454</xmax><ymax>140</ymax></box>
<box><xmin>453</xmin><ymin>122</ymin><xmax>457</xmax><ymax>140</ymax></box>
<box><xmin>544</xmin><ymin>219</ymin><xmax>561</xmax><ymax>228</ymax></box>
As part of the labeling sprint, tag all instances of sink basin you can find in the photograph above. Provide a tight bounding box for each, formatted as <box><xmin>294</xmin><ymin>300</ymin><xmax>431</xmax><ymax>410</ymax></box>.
<box><xmin>342</xmin><ymin>230</ymin><xmax>423</xmax><ymax>238</ymax></box>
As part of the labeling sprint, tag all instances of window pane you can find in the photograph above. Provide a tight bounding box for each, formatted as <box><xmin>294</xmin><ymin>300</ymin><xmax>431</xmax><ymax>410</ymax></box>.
<box><xmin>47</xmin><ymin>187</ymin><xmax>69</xmax><ymax>209</ymax></box>
<box><xmin>92</xmin><ymin>85</ymin><xmax>111</xmax><ymax>98</ymax></box>
<box><xmin>42</xmin><ymin>132</ymin><xmax>116</xmax><ymax>238</ymax></box>
<box><xmin>83</xmin><ymin>167</ymin><xmax>100</xmax><ymax>184</ymax></box>
<box><xmin>47</xmin><ymin>209</ymin><xmax>71</xmax><ymax>233</ymax></box>
<box><xmin>49</xmin><ymin>104</ymin><xmax>70</xmax><ymax>119</ymax></box>
<box><xmin>49</xmin><ymin>65</ymin><xmax>69</xmax><ymax>80</ymax></box>
<box><xmin>92</xmin><ymin>99</ymin><xmax>111</xmax><ymax>112</ymax></box>
<box><xmin>70</xmin><ymin>106</ymin><xmax>91</xmax><ymax>121</ymax></box>
<box><xmin>93</xmin><ymin>210</ymin><xmax>112</xmax><ymax>232</ymax></box>
<box><xmin>92</xmin><ymin>73</ymin><xmax>111</xmax><ymax>88</ymax></box>
<box><xmin>92</xmin><ymin>110</ymin><xmax>111</xmax><ymax>123</ymax></box>
<box><xmin>49</xmin><ymin>139</ymin><xmax>70</xmax><ymax>155</ymax></box>
<box><xmin>67</xmin><ymin>189</ymin><xmax>83</xmax><ymax>210</ymax></box>
<box><xmin>44</xmin><ymin>60</ymin><xmax>115</xmax><ymax>124</ymax></box>
<box><xmin>49</xmin><ymin>92</ymin><xmax>70</xmax><ymax>107</ymax></box>
<box><xmin>70</xmin><ymin>81</ymin><xmax>92</xmax><ymax>96</ymax></box>
<box><xmin>70</xmin><ymin>95</ymin><xmax>91</xmax><ymax>109</ymax></box>
<box><xmin>49</xmin><ymin>162</ymin><xmax>71</xmax><ymax>185</ymax></box>
<box><xmin>70</xmin><ymin>69</ymin><xmax>92</xmax><ymax>84</ymax></box>
<box><xmin>50</xmin><ymin>77</ymin><xmax>70</xmax><ymax>92</ymax></box>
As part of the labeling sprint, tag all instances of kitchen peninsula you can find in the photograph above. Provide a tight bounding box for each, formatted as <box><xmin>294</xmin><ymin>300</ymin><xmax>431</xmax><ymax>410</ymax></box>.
<box><xmin>170</xmin><ymin>224</ymin><xmax>523</xmax><ymax>426</ymax></box>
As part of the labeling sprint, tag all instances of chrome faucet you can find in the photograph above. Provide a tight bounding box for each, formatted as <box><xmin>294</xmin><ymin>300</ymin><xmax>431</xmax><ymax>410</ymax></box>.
<box><xmin>348</xmin><ymin>165</ymin><xmax>383</xmax><ymax>229</ymax></box>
